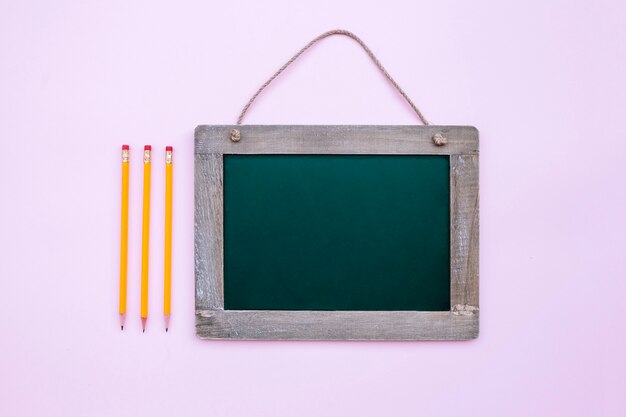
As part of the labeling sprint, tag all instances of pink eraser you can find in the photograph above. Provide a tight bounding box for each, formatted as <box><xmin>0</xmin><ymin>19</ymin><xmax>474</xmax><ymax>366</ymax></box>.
<box><xmin>166</xmin><ymin>146</ymin><xmax>173</xmax><ymax>151</ymax></box>
<box><xmin>144</xmin><ymin>145</ymin><xmax>152</xmax><ymax>151</ymax></box>
<box><xmin>122</xmin><ymin>145</ymin><xmax>129</xmax><ymax>150</ymax></box>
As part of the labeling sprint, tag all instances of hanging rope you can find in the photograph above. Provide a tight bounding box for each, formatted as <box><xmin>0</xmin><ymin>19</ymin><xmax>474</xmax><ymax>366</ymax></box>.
<box><xmin>236</xmin><ymin>29</ymin><xmax>430</xmax><ymax>126</ymax></box>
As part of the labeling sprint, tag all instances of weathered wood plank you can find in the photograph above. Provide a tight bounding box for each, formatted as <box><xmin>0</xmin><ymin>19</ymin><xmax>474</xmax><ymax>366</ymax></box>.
<box><xmin>196</xmin><ymin>310</ymin><xmax>479</xmax><ymax>340</ymax></box>
<box><xmin>194</xmin><ymin>153</ymin><xmax>224</xmax><ymax>309</ymax></box>
<box><xmin>450</xmin><ymin>155</ymin><xmax>479</xmax><ymax>310</ymax></box>
<box><xmin>195</xmin><ymin>125</ymin><xmax>478</xmax><ymax>155</ymax></box>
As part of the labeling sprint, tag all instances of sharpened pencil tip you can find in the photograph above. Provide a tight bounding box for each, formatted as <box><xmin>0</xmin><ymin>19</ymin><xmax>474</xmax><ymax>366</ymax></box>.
<box><xmin>121</xmin><ymin>325</ymin><xmax>124</xmax><ymax>331</ymax></box>
<box><xmin>143</xmin><ymin>328</ymin><xmax>145</xmax><ymax>333</ymax></box>
<box><xmin>166</xmin><ymin>328</ymin><xmax>168</xmax><ymax>332</ymax></box>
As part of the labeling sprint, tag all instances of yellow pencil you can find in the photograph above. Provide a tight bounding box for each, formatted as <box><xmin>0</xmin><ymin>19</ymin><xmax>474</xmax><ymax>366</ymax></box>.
<box><xmin>164</xmin><ymin>146</ymin><xmax>173</xmax><ymax>332</ymax></box>
<box><xmin>140</xmin><ymin>145</ymin><xmax>152</xmax><ymax>332</ymax></box>
<box><xmin>119</xmin><ymin>145</ymin><xmax>130</xmax><ymax>330</ymax></box>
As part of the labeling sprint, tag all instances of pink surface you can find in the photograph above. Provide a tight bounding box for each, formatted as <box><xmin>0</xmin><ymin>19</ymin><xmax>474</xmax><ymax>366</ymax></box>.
<box><xmin>1</xmin><ymin>1</ymin><xmax>625</xmax><ymax>416</ymax></box>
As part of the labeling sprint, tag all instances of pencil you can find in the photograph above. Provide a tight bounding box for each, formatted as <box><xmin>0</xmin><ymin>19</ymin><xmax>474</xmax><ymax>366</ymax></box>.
<box><xmin>164</xmin><ymin>146</ymin><xmax>173</xmax><ymax>332</ymax></box>
<box><xmin>119</xmin><ymin>145</ymin><xmax>130</xmax><ymax>330</ymax></box>
<box><xmin>140</xmin><ymin>145</ymin><xmax>152</xmax><ymax>332</ymax></box>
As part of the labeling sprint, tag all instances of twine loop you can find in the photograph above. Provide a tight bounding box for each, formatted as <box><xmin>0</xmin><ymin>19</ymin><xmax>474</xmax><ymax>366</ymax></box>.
<box><xmin>236</xmin><ymin>29</ymin><xmax>430</xmax><ymax>126</ymax></box>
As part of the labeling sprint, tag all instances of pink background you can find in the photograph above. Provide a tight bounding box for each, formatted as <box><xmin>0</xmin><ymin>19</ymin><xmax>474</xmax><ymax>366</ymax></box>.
<box><xmin>1</xmin><ymin>1</ymin><xmax>625</xmax><ymax>416</ymax></box>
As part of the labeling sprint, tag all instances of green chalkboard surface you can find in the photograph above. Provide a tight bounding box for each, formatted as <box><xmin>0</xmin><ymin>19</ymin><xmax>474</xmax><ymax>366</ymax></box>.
<box><xmin>223</xmin><ymin>154</ymin><xmax>450</xmax><ymax>311</ymax></box>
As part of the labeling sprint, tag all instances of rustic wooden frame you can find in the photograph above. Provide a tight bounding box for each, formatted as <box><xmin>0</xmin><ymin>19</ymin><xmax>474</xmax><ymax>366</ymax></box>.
<box><xmin>195</xmin><ymin>125</ymin><xmax>479</xmax><ymax>340</ymax></box>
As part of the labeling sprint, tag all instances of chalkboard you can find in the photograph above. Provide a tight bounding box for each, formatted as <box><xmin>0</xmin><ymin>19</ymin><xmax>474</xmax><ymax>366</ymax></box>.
<box><xmin>195</xmin><ymin>125</ymin><xmax>479</xmax><ymax>340</ymax></box>
<box><xmin>223</xmin><ymin>154</ymin><xmax>450</xmax><ymax>311</ymax></box>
